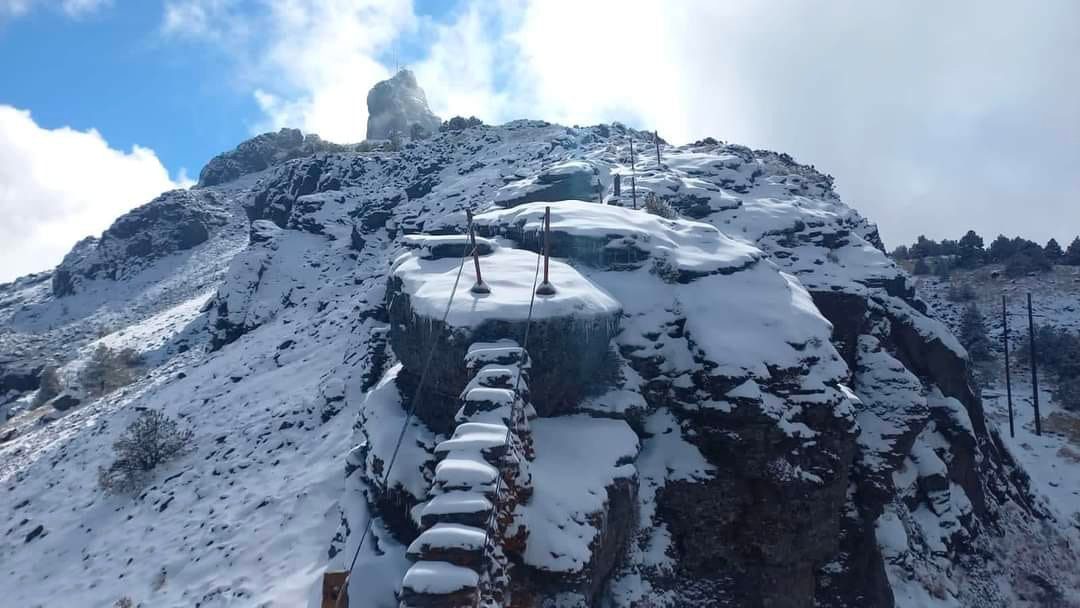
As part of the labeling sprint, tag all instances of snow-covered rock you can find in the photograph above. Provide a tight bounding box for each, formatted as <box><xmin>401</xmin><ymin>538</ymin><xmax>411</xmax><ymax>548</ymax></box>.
<box><xmin>1</xmin><ymin>91</ymin><xmax>1077</xmax><ymax>608</ymax></box>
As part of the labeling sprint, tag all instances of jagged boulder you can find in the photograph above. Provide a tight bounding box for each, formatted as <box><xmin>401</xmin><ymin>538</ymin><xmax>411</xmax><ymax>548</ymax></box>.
<box><xmin>197</xmin><ymin>128</ymin><xmax>346</xmax><ymax>187</ymax></box>
<box><xmin>366</xmin><ymin>69</ymin><xmax>442</xmax><ymax>141</ymax></box>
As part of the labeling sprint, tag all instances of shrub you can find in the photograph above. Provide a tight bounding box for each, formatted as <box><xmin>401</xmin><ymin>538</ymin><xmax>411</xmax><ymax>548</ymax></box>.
<box><xmin>98</xmin><ymin>410</ymin><xmax>193</xmax><ymax>494</ymax></box>
<box><xmin>115</xmin><ymin>598</ymin><xmax>134</xmax><ymax>608</ymax></box>
<box><xmin>959</xmin><ymin>303</ymin><xmax>993</xmax><ymax>361</ymax></box>
<box><xmin>643</xmin><ymin>192</ymin><xmax>677</xmax><ymax>219</ymax></box>
<box><xmin>947</xmin><ymin>282</ymin><xmax>977</xmax><ymax>302</ymax></box>
<box><xmin>80</xmin><ymin>345</ymin><xmax>142</xmax><ymax>398</ymax></box>
<box><xmin>32</xmin><ymin>365</ymin><xmax>62</xmax><ymax>407</ymax></box>
<box><xmin>1056</xmin><ymin>377</ymin><xmax>1080</xmax><ymax>412</ymax></box>
<box><xmin>1004</xmin><ymin>250</ymin><xmax>1050</xmax><ymax>277</ymax></box>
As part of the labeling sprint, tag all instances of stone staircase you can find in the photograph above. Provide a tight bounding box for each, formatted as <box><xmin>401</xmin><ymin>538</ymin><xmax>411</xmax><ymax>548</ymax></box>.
<box><xmin>399</xmin><ymin>342</ymin><xmax>534</xmax><ymax>608</ymax></box>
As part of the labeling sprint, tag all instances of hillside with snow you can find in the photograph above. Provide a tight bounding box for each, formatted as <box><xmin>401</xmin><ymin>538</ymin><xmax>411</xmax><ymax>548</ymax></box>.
<box><xmin>1</xmin><ymin>72</ymin><xmax>1078</xmax><ymax>608</ymax></box>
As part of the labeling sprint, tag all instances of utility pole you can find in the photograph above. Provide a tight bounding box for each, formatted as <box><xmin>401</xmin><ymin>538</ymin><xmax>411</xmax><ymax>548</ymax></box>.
<box><xmin>1002</xmin><ymin>295</ymin><xmax>1014</xmax><ymax>437</ymax></box>
<box><xmin>629</xmin><ymin>138</ymin><xmax>638</xmax><ymax>209</ymax></box>
<box><xmin>1027</xmin><ymin>292</ymin><xmax>1041</xmax><ymax>436</ymax></box>
<box><xmin>655</xmin><ymin>130</ymin><xmax>662</xmax><ymax>168</ymax></box>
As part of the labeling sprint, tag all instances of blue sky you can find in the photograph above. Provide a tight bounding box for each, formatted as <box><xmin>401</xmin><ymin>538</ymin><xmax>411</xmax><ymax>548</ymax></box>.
<box><xmin>0</xmin><ymin>0</ymin><xmax>462</xmax><ymax>177</ymax></box>
<box><xmin>2</xmin><ymin>0</ymin><xmax>1079</xmax><ymax>282</ymax></box>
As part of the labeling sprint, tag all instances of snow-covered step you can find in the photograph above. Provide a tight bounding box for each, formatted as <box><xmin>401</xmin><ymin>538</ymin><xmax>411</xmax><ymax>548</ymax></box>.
<box><xmin>400</xmin><ymin>560</ymin><xmax>480</xmax><ymax>608</ymax></box>
<box><xmin>406</xmin><ymin>523</ymin><xmax>488</xmax><ymax>567</ymax></box>
<box><xmin>464</xmin><ymin>341</ymin><xmax>530</xmax><ymax>370</ymax></box>
<box><xmin>420</xmin><ymin>491</ymin><xmax>493</xmax><ymax>527</ymax></box>
<box><xmin>464</xmin><ymin>365</ymin><xmax>524</xmax><ymax>392</ymax></box>
<box><xmin>435</xmin><ymin>422</ymin><xmax>510</xmax><ymax>457</ymax></box>
<box><xmin>434</xmin><ymin>456</ymin><xmax>499</xmax><ymax>492</ymax></box>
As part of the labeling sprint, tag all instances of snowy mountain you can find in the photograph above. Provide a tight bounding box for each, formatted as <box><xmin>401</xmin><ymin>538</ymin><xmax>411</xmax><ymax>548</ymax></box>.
<box><xmin>1</xmin><ymin>74</ymin><xmax>1078</xmax><ymax>608</ymax></box>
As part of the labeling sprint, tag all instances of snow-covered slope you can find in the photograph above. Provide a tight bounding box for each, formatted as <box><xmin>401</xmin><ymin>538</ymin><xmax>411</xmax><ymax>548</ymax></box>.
<box><xmin>1</xmin><ymin>113</ymin><xmax>1077</xmax><ymax>608</ymax></box>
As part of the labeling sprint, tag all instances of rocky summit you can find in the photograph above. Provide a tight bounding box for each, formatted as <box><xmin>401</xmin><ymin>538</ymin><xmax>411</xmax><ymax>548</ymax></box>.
<box><xmin>0</xmin><ymin>74</ymin><xmax>1078</xmax><ymax>608</ymax></box>
<box><xmin>366</xmin><ymin>68</ymin><xmax>443</xmax><ymax>141</ymax></box>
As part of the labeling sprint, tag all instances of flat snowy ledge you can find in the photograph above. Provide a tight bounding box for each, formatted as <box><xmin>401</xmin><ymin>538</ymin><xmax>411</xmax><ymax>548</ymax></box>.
<box><xmin>474</xmin><ymin>200</ymin><xmax>763</xmax><ymax>274</ymax></box>
<box><xmin>390</xmin><ymin>245</ymin><xmax>620</xmax><ymax>328</ymax></box>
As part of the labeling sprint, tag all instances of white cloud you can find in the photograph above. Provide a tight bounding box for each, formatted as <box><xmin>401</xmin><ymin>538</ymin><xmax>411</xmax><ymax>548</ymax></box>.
<box><xmin>0</xmin><ymin>0</ymin><xmax>111</xmax><ymax>19</ymax></box>
<box><xmin>417</xmin><ymin>0</ymin><xmax>1080</xmax><ymax>248</ymax></box>
<box><xmin>163</xmin><ymin>0</ymin><xmax>416</xmax><ymax>142</ymax></box>
<box><xmin>0</xmin><ymin>106</ymin><xmax>188</xmax><ymax>282</ymax></box>
<box><xmin>159</xmin><ymin>0</ymin><xmax>1080</xmax><ymax>248</ymax></box>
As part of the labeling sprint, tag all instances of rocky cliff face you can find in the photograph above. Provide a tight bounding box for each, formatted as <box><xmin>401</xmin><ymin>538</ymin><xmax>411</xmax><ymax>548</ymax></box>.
<box><xmin>51</xmin><ymin>188</ymin><xmax>233</xmax><ymax>296</ymax></box>
<box><xmin>366</xmin><ymin>69</ymin><xmax>443</xmax><ymax>141</ymax></box>
<box><xmin>2</xmin><ymin>86</ymin><xmax>1077</xmax><ymax>606</ymax></box>
<box><xmin>214</xmin><ymin>119</ymin><xmax>1077</xmax><ymax>606</ymax></box>
<box><xmin>197</xmin><ymin>127</ymin><xmax>348</xmax><ymax>187</ymax></box>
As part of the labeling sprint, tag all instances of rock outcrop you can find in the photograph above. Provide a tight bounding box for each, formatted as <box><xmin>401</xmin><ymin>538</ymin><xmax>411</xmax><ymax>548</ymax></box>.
<box><xmin>366</xmin><ymin>69</ymin><xmax>443</xmax><ymax>141</ymax></box>
<box><xmin>197</xmin><ymin>127</ymin><xmax>347</xmax><ymax>187</ymax></box>
<box><xmin>52</xmin><ymin>189</ymin><xmax>230</xmax><ymax>296</ymax></box>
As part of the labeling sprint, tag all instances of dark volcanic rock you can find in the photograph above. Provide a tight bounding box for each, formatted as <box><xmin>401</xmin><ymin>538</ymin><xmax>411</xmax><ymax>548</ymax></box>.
<box><xmin>197</xmin><ymin>128</ymin><xmax>347</xmax><ymax>187</ymax></box>
<box><xmin>366</xmin><ymin>69</ymin><xmax>442</xmax><ymax>141</ymax></box>
<box><xmin>52</xmin><ymin>189</ymin><xmax>230</xmax><ymax>296</ymax></box>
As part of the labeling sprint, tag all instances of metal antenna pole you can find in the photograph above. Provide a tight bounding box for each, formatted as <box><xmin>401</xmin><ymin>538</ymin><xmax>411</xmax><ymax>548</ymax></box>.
<box><xmin>467</xmin><ymin>210</ymin><xmax>489</xmax><ymax>294</ymax></box>
<box><xmin>536</xmin><ymin>206</ymin><xmax>556</xmax><ymax>296</ymax></box>
<box><xmin>1027</xmin><ymin>293</ymin><xmax>1041</xmax><ymax>435</ymax></box>
<box><xmin>1003</xmin><ymin>294</ymin><xmax>1014</xmax><ymax>437</ymax></box>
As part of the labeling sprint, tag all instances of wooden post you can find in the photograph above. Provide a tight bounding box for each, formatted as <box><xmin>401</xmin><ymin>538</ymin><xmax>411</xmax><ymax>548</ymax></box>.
<box><xmin>1027</xmin><ymin>292</ymin><xmax>1041</xmax><ymax>436</ymax></box>
<box><xmin>655</xmin><ymin>130</ymin><xmax>661</xmax><ymax>168</ymax></box>
<box><xmin>613</xmin><ymin>174</ymin><xmax>621</xmax><ymax>198</ymax></box>
<box><xmin>536</xmin><ymin>206</ymin><xmax>556</xmax><ymax>295</ymax></box>
<box><xmin>629</xmin><ymin>138</ymin><xmax>638</xmax><ymax>209</ymax></box>
<box><xmin>324</xmin><ymin>571</ymin><xmax>348</xmax><ymax>608</ymax></box>
<box><xmin>1002</xmin><ymin>295</ymin><xmax>1014</xmax><ymax>437</ymax></box>
<box><xmin>467</xmin><ymin>210</ymin><xmax>489</xmax><ymax>294</ymax></box>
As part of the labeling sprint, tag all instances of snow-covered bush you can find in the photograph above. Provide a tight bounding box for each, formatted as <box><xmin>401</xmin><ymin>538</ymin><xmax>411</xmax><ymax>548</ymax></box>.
<box><xmin>98</xmin><ymin>410</ymin><xmax>193</xmax><ymax>494</ymax></box>
<box><xmin>643</xmin><ymin>192</ymin><xmax>677</xmax><ymax>219</ymax></box>
<box><xmin>32</xmin><ymin>364</ymin><xmax>62</xmax><ymax>407</ymax></box>
<box><xmin>79</xmin><ymin>345</ymin><xmax>142</xmax><ymax>398</ymax></box>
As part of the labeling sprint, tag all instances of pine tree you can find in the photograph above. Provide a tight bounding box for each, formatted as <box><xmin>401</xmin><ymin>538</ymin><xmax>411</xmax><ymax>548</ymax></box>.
<box><xmin>912</xmin><ymin>257</ymin><xmax>930</xmax><ymax>275</ymax></box>
<box><xmin>1064</xmin><ymin>237</ymin><xmax>1080</xmax><ymax>266</ymax></box>
<box><xmin>959</xmin><ymin>303</ymin><xmax>993</xmax><ymax>361</ymax></box>
<box><xmin>987</xmin><ymin>234</ymin><xmax>1013</xmax><ymax>263</ymax></box>
<box><xmin>957</xmin><ymin>230</ymin><xmax>984</xmax><ymax>268</ymax></box>
<box><xmin>1044</xmin><ymin>238</ymin><xmax>1063</xmax><ymax>263</ymax></box>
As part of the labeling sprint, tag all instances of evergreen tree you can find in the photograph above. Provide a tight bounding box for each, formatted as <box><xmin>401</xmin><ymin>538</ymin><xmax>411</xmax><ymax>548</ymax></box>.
<box><xmin>1064</xmin><ymin>237</ymin><xmax>1080</xmax><ymax>266</ymax></box>
<box><xmin>910</xmin><ymin>235</ymin><xmax>937</xmax><ymax>259</ymax></box>
<box><xmin>957</xmin><ymin>230</ymin><xmax>984</xmax><ymax>268</ymax></box>
<box><xmin>890</xmin><ymin>244</ymin><xmax>910</xmax><ymax>260</ymax></box>
<box><xmin>959</xmin><ymin>303</ymin><xmax>993</xmax><ymax>361</ymax></box>
<box><xmin>1004</xmin><ymin>238</ymin><xmax>1050</xmax><ymax>276</ymax></box>
<box><xmin>987</xmin><ymin>234</ymin><xmax>1013</xmax><ymax>263</ymax></box>
<box><xmin>1045</xmin><ymin>238</ymin><xmax>1063</xmax><ymax>262</ymax></box>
